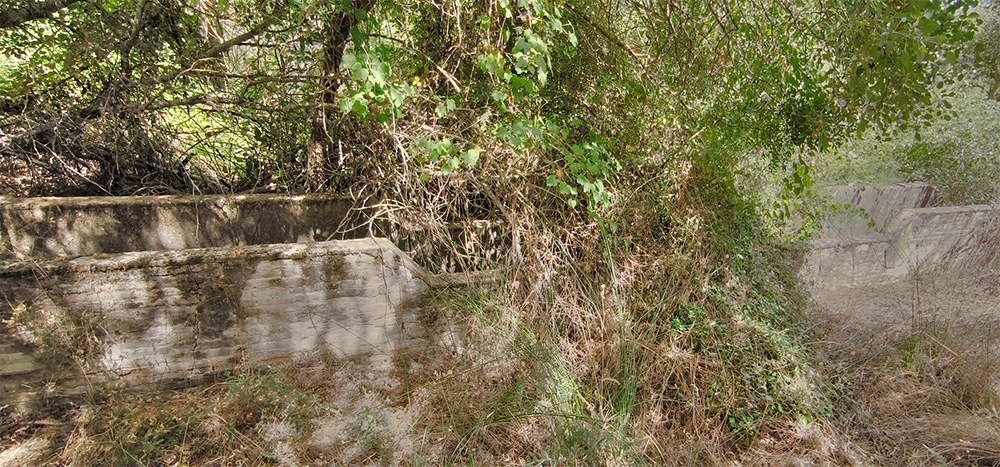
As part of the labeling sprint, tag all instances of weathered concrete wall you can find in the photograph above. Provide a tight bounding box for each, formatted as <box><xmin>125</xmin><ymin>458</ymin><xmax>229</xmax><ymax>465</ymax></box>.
<box><xmin>0</xmin><ymin>194</ymin><xmax>367</xmax><ymax>261</ymax></box>
<box><xmin>884</xmin><ymin>205</ymin><xmax>1000</xmax><ymax>278</ymax></box>
<box><xmin>800</xmin><ymin>234</ymin><xmax>895</xmax><ymax>288</ymax></box>
<box><xmin>0</xmin><ymin>238</ymin><xmax>442</xmax><ymax>412</ymax></box>
<box><xmin>821</xmin><ymin>182</ymin><xmax>936</xmax><ymax>238</ymax></box>
<box><xmin>803</xmin><ymin>183</ymin><xmax>1000</xmax><ymax>290</ymax></box>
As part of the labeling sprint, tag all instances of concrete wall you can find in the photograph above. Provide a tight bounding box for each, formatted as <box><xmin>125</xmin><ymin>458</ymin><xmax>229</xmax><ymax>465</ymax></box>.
<box><xmin>885</xmin><ymin>205</ymin><xmax>1000</xmax><ymax>278</ymax></box>
<box><xmin>0</xmin><ymin>238</ymin><xmax>444</xmax><ymax>412</ymax></box>
<box><xmin>0</xmin><ymin>194</ymin><xmax>368</xmax><ymax>261</ymax></box>
<box><xmin>799</xmin><ymin>234</ymin><xmax>895</xmax><ymax>288</ymax></box>
<box><xmin>803</xmin><ymin>183</ymin><xmax>1000</xmax><ymax>290</ymax></box>
<box><xmin>821</xmin><ymin>182</ymin><xmax>936</xmax><ymax>238</ymax></box>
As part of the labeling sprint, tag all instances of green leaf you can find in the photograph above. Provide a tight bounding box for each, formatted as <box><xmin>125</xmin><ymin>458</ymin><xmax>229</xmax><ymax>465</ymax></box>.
<box><xmin>389</xmin><ymin>87</ymin><xmax>404</xmax><ymax>107</ymax></box>
<box><xmin>349</xmin><ymin>26</ymin><xmax>368</xmax><ymax>46</ymax></box>
<box><xmin>558</xmin><ymin>181</ymin><xmax>577</xmax><ymax>196</ymax></box>
<box><xmin>352</xmin><ymin>67</ymin><xmax>368</xmax><ymax>82</ymax></box>
<box><xmin>462</xmin><ymin>148</ymin><xmax>480</xmax><ymax>166</ymax></box>
<box><xmin>342</xmin><ymin>52</ymin><xmax>358</xmax><ymax>69</ymax></box>
<box><xmin>369</xmin><ymin>57</ymin><xmax>387</xmax><ymax>85</ymax></box>
<box><xmin>919</xmin><ymin>19</ymin><xmax>939</xmax><ymax>35</ymax></box>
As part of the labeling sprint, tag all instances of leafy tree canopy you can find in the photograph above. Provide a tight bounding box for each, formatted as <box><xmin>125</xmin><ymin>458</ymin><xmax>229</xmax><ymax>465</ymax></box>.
<box><xmin>0</xmin><ymin>0</ymin><xmax>981</xmax><ymax>207</ymax></box>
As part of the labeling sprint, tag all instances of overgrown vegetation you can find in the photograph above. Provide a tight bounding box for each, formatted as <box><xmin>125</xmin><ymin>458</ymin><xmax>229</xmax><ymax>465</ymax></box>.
<box><xmin>816</xmin><ymin>4</ymin><xmax>1000</xmax><ymax>206</ymax></box>
<box><xmin>1</xmin><ymin>0</ymin><xmax>998</xmax><ymax>465</ymax></box>
<box><xmin>817</xmin><ymin>79</ymin><xmax>1000</xmax><ymax>205</ymax></box>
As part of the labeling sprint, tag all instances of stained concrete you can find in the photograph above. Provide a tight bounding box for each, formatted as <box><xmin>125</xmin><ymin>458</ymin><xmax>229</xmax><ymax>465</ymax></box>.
<box><xmin>0</xmin><ymin>194</ymin><xmax>368</xmax><ymax>260</ymax></box>
<box><xmin>821</xmin><ymin>182</ymin><xmax>937</xmax><ymax>237</ymax></box>
<box><xmin>885</xmin><ymin>204</ymin><xmax>999</xmax><ymax>278</ymax></box>
<box><xmin>0</xmin><ymin>238</ymin><xmax>445</xmax><ymax>413</ymax></box>
<box><xmin>803</xmin><ymin>182</ymin><xmax>1000</xmax><ymax>290</ymax></box>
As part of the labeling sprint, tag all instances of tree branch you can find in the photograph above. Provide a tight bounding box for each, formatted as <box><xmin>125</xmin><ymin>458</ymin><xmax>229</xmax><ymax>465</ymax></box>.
<box><xmin>0</xmin><ymin>0</ymin><xmax>86</xmax><ymax>29</ymax></box>
<box><xmin>158</xmin><ymin>11</ymin><xmax>280</xmax><ymax>84</ymax></box>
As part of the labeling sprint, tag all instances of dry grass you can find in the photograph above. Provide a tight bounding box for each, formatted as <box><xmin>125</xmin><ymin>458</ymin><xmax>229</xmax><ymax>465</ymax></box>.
<box><xmin>4</xmin><ymin>90</ymin><xmax>966</xmax><ymax>466</ymax></box>
<box><xmin>2</xmin><ymin>1</ymin><xmax>996</xmax><ymax>463</ymax></box>
<box><xmin>8</xmin><ymin>168</ymin><xmax>988</xmax><ymax>466</ymax></box>
<box><xmin>1</xmin><ymin>163</ymin><xmax>874</xmax><ymax>466</ymax></box>
<box><xmin>813</xmin><ymin>276</ymin><xmax>1000</xmax><ymax>466</ymax></box>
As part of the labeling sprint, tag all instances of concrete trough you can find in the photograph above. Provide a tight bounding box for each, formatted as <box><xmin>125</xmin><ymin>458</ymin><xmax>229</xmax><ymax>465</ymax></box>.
<box><xmin>0</xmin><ymin>194</ymin><xmax>370</xmax><ymax>260</ymax></box>
<box><xmin>0</xmin><ymin>194</ymin><xmax>465</xmax><ymax>413</ymax></box>
<box><xmin>885</xmin><ymin>205</ymin><xmax>1000</xmax><ymax>278</ymax></box>
<box><xmin>821</xmin><ymin>182</ymin><xmax>936</xmax><ymax>238</ymax></box>
<box><xmin>804</xmin><ymin>183</ymin><xmax>1000</xmax><ymax>291</ymax></box>
<box><xmin>800</xmin><ymin>234</ymin><xmax>896</xmax><ymax>289</ymax></box>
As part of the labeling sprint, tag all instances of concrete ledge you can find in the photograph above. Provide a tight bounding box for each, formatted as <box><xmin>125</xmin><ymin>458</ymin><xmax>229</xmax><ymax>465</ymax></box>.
<box><xmin>0</xmin><ymin>194</ymin><xmax>368</xmax><ymax>260</ymax></box>
<box><xmin>0</xmin><ymin>238</ymin><xmax>442</xmax><ymax>411</ymax></box>
<box><xmin>809</xmin><ymin>233</ymin><xmax>891</xmax><ymax>250</ymax></box>
<box><xmin>801</xmin><ymin>236</ymin><xmax>896</xmax><ymax>288</ymax></box>
<box><xmin>886</xmin><ymin>205</ymin><xmax>999</xmax><ymax>277</ymax></box>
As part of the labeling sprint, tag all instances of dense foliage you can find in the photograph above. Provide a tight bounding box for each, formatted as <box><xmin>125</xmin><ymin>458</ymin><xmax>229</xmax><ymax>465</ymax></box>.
<box><xmin>0</xmin><ymin>0</ymin><xmax>981</xmax><ymax>200</ymax></box>
<box><xmin>816</xmin><ymin>4</ymin><xmax>1000</xmax><ymax>206</ymax></box>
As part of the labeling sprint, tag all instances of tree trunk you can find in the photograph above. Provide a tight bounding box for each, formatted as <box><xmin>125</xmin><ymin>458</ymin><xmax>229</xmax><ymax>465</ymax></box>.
<box><xmin>305</xmin><ymin>0</ymin><xmax>376</xmax><ymax>191</ymax></box>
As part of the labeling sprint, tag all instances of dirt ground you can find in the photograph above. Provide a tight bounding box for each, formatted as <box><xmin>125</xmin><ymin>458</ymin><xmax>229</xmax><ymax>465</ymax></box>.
<box><xmin>811</xmin><ymin>274</ymin><xmax>1000</xmax><ymax>340</ymax></box>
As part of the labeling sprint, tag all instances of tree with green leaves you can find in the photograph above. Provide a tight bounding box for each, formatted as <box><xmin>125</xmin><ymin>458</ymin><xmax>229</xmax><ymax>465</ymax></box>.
<box><xmin>0</xmin><ymin>0</ymin><xmax>981</xmax><ymax>200</ymax></box>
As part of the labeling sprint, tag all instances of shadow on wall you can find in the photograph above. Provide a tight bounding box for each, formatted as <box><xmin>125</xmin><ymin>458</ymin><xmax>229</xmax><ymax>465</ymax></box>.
<box><xmin>0</xmin><ymin>238</ymin><xmax>451</xmax><ymax>415</ymax></box>
<box><xmin>0</xmin><ymin>194</ymin><xmax>370</xmax><ymax>261</ymax></box>
<box><xmin>804</xmin><ymin>182</ymin><xmax>1000</xmax><ymax>290</ymax></box>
